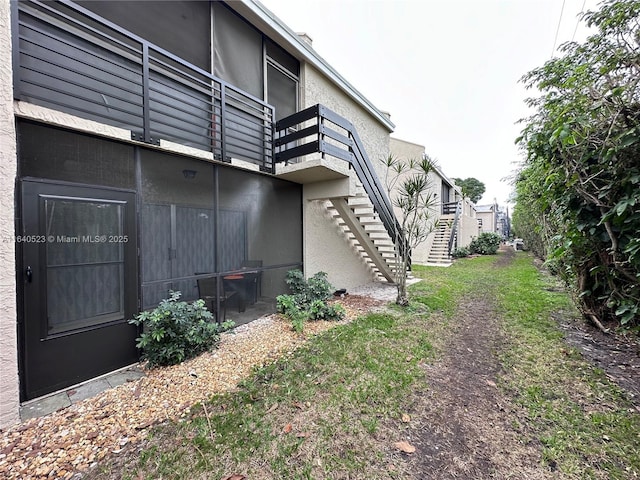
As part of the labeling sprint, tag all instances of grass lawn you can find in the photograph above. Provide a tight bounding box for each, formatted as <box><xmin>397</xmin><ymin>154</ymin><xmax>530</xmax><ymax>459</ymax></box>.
<box><xmin>89</xmin><ymin>251</ymin><xmax>640</xmax><ymax>479</ymax></box>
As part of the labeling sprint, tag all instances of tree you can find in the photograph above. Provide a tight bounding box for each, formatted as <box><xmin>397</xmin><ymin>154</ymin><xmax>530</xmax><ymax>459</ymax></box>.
<box><xmin>515</xmin><ymin>0</ymin><xmax>640</xmax><ymax>328</ymax></box>
<box><xmin>452</xmin><ymin>177</ymin><xmax>485</xmax><ymax>203</ymax></box>
<box><xmin>381</xmin><ymin>154</ymin><xmax>439</xmax><ymax>306</ymax></box>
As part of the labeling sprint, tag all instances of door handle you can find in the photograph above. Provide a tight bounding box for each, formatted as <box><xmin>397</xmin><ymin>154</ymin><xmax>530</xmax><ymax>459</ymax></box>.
<box><xmin>26</xmin><ymin>266</ymin><xmax>32</xmax><ymax>283</ymax></box>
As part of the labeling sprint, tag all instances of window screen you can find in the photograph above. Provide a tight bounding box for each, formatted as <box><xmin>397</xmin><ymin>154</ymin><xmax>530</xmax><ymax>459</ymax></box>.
<box><xmin>267</xmin><ymin>63</ymin><xmax>297</xmax><ymax>122</ymax></box>
<box><xmin>76</xmin><ymin>1</ymin><xmax>211</xmax><ymax>71</ymax></box>
<box><xmin>212</xmin><ymin>2</ymin><xmax>263</xmax><ymax>99</ymax></box>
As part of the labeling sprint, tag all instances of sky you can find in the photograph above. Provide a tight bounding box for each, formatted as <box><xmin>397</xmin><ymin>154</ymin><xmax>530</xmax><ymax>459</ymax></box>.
<box><xmin>260</xmin><ymin>0</ymin><xmax>599</xmax><ymax>206</ymax></box>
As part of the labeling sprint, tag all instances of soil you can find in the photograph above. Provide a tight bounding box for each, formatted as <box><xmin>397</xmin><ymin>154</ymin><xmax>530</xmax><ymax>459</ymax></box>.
<box><xmin>556</xmin><ymin>313</ymin><xmax>640</xmax><ymax>409</ymax></box>
<box><xmin>399</xmin><ymin>247</ymin><xmax>557</xmax><ymax>479</ymax></box>
<box><xmin>0</xmin><ymin>295</ymin><xmax>386</xmax><ymax>480</ymax></box>
<box><xmin>2</xmin><ymin>248</ymin><xmax>639</xmax><ymax>479</ymax></box>
<box><xmin>399</xmin><ymin>246</ymin><xmax>640</xmax><ymax>478</ymax></box>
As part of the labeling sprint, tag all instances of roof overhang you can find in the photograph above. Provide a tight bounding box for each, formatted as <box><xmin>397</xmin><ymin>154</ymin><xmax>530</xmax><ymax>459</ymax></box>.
<box><xmin>230</xmin><ymin>0</ymin><xmax>395</xmax><ymax>133</ymax></box>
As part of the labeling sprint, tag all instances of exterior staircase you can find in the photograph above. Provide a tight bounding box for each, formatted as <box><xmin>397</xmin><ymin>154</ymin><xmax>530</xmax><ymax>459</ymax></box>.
<box><xmin>274</xmin><ymin>104</ymin><xmax>408</xmax><ymax>284</ymax></box>
<box><xmin>426</xmin><ymin>220</ymin><xmax>454</xmax><ymax>266</ymax></box>
<box><xmin>325</xmin><ymin>184</ymin><xmax>398</xmax><ymax>283</ymax></box>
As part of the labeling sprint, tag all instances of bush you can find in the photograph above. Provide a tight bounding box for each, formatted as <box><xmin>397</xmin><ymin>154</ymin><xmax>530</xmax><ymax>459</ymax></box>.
<box><xmin>452</xmin><ymin>246</ymin><xmax>470</xmax><ymax>258</ymax></box>
<box><xmin>469</xmin><ymin>233</ymin><xmax>502</xmax><ymax>255</ymax></box>
<box><xmin>129</xmin><ymin>291</ymin><xmax>234</xmax><ymax>367</ymax></box>
<box><xmin>277</xmin><ymin>270</ymin><xmax>345</xmax><ymax>331</ymax></box>
<box><xmin>284</xmin><ymin>269</ymin><xmax>332</xmax><ymax>307</ymax></box>
<box><xmin>309</xmin><ymin>299</ymin><xmax>346</xmax><ymax>321</ymax></box>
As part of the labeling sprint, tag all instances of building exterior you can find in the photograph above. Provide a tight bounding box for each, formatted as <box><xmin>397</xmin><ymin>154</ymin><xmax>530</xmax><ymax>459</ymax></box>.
<box><xmin>388</xmin><ymin>137</ymin><xmax>478</xmax><ymax>265</ymax></box>
<box><xmin>476</xmin><ymin>203</ymin><xmax>498</xmax><ymax>234</ymax></box>
<box><xmin>0</xmin><ymin>0</ymin><xmax>402</xmax><ymax>427</ymax></box>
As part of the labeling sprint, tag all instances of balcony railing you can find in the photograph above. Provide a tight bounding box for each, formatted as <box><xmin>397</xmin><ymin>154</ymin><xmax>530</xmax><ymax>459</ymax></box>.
<box><xmin>13</xmin><ymin>0</ymin><xmax>275</xmax><ymax>172</ymax></box>
<box><xmin>274</xmin><ymin>104</ymin><xmax>408</xmax><ymax>261</ymax></box>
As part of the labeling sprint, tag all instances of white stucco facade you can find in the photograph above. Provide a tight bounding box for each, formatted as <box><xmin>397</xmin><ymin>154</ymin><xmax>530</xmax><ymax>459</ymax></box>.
<box><xmin>299</xmin><ymin>64</ymin><xmax>394</xmax><ymax>289</ymax></box>
<box><xmin>0</xmin><ymin>0</ymin><xmax>399</xmax><ymax>427</ymax></box>
<box><xmin>302</xmin><ymin>64</ymin><xmax>391</xmax><ymax>182</ymax></box>
<box><xmin>476</xmin><ymin>205</ymin><xmax>498</xmax><ymax>234</ymax></box>
<box><xmin>0</xmin><ymin>0</ymin><xmax>20</xmax><ymax>428</ymax></box>
<box><xmin>388</xmin><ymin>137</ymin><xmax>479</xmax><ymax>263</ymax></box>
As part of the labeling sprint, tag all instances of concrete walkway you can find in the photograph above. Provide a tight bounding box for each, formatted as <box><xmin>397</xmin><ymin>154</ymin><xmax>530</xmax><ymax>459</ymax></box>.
<box><xmin>19</xmin><ymin>365</ymin><xmax>144</xmax><ymax>421</ymax></box>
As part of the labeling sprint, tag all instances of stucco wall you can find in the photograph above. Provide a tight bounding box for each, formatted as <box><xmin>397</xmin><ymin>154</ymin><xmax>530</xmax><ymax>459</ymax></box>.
<box><xmin>477</xmin><ymin>211</ymin><xmax>496</xmax><ymax>233</ymax></box>
<box><xmin>388</xmin><ymin>138</ymin><xmax>442</xmax><ymax>264</ymax></box>
<box><xmin>303</xmin><ymin>197</ymin><xmax>375</xmax><ymax>290</ymax></box>
<box><xmin>0</xmin><ymin>0</ymin><xmax>20</xmax><ymax>428</ymax></box>
<box><xmin>458</xmin><ymin>212</ymin><xmax>480</xmax><ymax>248</ymax></box>
<box><xmin>301</xmin><ymin>64</ymin><xmax>392</xmax><ymax>288</ymax></box>
<box><xmin>302</xmin><ymin>65</ymin><xmax>391</xmax><ymax>185</ymax></box>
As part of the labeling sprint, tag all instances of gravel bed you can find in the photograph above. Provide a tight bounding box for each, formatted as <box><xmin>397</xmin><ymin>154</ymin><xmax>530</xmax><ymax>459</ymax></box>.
<box><xmin>0</xmin><ymin>293</ymin><xmax>388</xmax><ymax>479</ymax></box>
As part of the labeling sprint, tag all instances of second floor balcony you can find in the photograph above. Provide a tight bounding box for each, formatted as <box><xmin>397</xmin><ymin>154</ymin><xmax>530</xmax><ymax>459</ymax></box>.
<box><xmin>13</xmin><ymin>0</ymin><xmax>275</xmax><ymax>172</ymax></box>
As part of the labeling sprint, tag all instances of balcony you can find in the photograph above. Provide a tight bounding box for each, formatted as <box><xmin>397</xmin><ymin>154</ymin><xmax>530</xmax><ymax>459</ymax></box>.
<box><xmin>13</xmin><ymin>0</ymin><xmax>406</xmax><ymax>259</ymax></box>
<box><xmin>13</xmin><ymin>0</ymin><xmax>275</xmax><ymax>172</ymax></box>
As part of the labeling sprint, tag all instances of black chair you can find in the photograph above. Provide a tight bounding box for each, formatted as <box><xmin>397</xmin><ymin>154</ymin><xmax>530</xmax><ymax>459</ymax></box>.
<box><xmin>240</xmin><ymin>260</ymin><xmax>262</xmax><ymax>303</ymax></box>
<box><xmin>196</xmin><ymin>276</ymin><xmax>236</xmax><ymax>323</ymax></box>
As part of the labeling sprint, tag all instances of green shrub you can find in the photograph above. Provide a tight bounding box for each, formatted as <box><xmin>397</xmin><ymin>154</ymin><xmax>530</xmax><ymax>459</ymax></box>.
<box><xmin>452</xmin><ymin>246</ymin><xmax>470</xmax><ymax>258</ymax></box>
<box><xmin>309</xmin><ymin>299</ymin><xmax>346</xmax><ymax>321</ymax></box>
<box><xmin>129</xmin><ymin>291</ymin><xmax>234</xmax><ymax>367</ymax></box>
<box><xmin>276</xmin><ymin>294</ymin><xmax>302</xmax><ymax>317</ymax></box>
<box><xmin>469</xmin><ymin>233</ymin><xmax>502</xmax><ymax>255</ymax></box>
<box><xmin>284</xmin><ymin>269</ymin><xmax>332</xmax><ymax>307</ymax></box>
<box><xmin>277</xmin><ymin>270</ymin><xmax>344</xmax><ymax>331</ymax></box>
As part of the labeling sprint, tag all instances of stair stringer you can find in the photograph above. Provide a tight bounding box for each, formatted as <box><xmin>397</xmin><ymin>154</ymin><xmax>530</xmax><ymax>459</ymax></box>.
<box><xmin>328</xmin><ymin>196</ymin><xmax>397</xmax><ymax>283</ymax></box>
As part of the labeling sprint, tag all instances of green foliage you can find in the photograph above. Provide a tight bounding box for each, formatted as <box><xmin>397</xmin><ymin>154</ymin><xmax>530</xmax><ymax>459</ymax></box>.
<box><xmin>452</xmin><ymin>246</ymin><xmax>471</xmax><ymax>258</ymax></box>
<box><xmin>469</xmin><ymin>233</ymin><xmax>502</xmax><ymax>255</ymax></box>
<box><xmin>452</xmin><ymin>177</ymin><xmax>486</xmax><ymax>203</ymax></box>
<box><xmin>129</xmin><ymin>291</ymin><xmax>233</xmax><ymax>367</ymax></box>
<box><xmin>514</xmin><ymin>0</ymin><xmax>640</xmax><ymax>327</ymax></box>
<box><xmin>277</xmin><ymin>270</ymin><xmax>345</xmax><ymax>331</ymax></box>
<box><xmin>284</xmin><ymin>269</ymin><xmax>332</xmax><ymax>306</ymax></box>
<box><xmin>309</xmin><ymin>299</ymin><xmax>346</xmax><ymax>321</ymax></box>
<box><xmin>381</xmin><ymin>154</ymin><xmax>439</xmax><ymax>305</ymax></box>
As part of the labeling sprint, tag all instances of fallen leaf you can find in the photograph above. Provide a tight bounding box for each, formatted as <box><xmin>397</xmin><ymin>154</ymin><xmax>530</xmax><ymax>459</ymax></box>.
<box><xmin>221</xmin><ymin>475</ymin><xmax>246</xmax><ymax>480</ymax></box>
<box><xmin>296</xmin><ymin>431</ymin><xmax>311</xmax><ymax>438</ymax></box>
<box><xmin>266</xmin><ymin>403</ymin><xmax>279</xmax><ymax>414</ymax></box>
<box><xmin>394</xmin><ymin>441</ymin><xmax>416</xmax><ymax>454</ymax></box>
<box><xmin>283</xmin><ymin>423</ymin><xmax>292</xmax><ymax>434</ymax></box>
<box><xmin>485</xmin><ymin>380</ymin><xmax>497</xmax><ymax>388</ymax></box>
<box><xmin>401</xmin><ymin>413</ymin><xmax>411</xmax><ymax>423</ymax></box>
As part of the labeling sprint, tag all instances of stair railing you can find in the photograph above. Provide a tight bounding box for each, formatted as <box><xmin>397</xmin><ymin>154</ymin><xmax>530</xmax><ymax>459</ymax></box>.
<box><xmin>274</xmin><ymin>104</ymin><xmax>409</xmax><ymax>261</ymax></box>
<box><xmin>447</xmin><ymin>201</ymin><xmax>462</xmax><ymax>256</ymax></box>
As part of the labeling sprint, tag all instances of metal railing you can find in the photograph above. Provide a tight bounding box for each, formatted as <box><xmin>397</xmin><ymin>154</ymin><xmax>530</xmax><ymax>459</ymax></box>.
<box><xmin>447</xmin><ymin>201</ymin><xmax>462</xmax><ymax>255</ymax></box>
<box><xmin>274</xmin><ymin>104</ymin><xmax>408</xmax><ymax>260</ymax></box>
<box><xmin>442</xmin><ymin>201</ymin><xmax>459</xmax><ymax>215</ymax></box>
<box><xmin>13</xmin><ymin>0</ymin><xmax>275</xmax><ymax>172</ymax></box>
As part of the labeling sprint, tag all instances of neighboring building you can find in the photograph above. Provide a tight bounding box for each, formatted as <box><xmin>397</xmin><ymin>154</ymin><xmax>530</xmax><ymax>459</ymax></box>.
<box><xmin>497</xmin><ymin>207</ymin><xmax>511</xmax><ymax>240</ymax></box>
<box><xmin>476</xmin><ymin>203</ymin><xmax>498</xmax><ymax>234</ymax></box>
<box><xmin>0</xmin><ymin>0</ymin><xmax>402</xmax><ymax>427</ymax></box>
<box><xmin>389</xmin><ymin>138</ymin><xmax>477</xmax><ymax>265</ymax></box>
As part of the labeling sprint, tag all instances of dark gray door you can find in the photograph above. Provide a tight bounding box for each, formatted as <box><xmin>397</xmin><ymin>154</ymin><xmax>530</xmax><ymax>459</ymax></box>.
<box><xmin>21</xmin><ymin>180</ymin><xmax>139</xmax><ymax>400</ymax></box>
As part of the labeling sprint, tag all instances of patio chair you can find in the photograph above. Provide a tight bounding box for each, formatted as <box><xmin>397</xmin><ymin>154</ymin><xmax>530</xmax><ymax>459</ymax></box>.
<box><xmin>240</xmin><ymin>259</ymin><xmax>262</xmax><ymax>303</ymax></box>
<box><xmin>196</xmin><ymin>276</ymin><xmax>236</xmax><ymax>323</ymax></box>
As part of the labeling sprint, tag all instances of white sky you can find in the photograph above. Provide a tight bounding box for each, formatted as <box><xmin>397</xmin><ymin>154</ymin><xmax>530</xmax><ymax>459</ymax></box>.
<box><xmin>260</xmin><ymin>0</ymin><xmax>598</xmax><ymax>206</ymax></box>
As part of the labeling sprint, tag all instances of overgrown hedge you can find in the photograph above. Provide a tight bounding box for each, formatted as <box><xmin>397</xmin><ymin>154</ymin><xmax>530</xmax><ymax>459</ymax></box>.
<box><xmin>514</xmin><ymin>0</ymin><xmax>640</xmax><ymax>328</ymax></box>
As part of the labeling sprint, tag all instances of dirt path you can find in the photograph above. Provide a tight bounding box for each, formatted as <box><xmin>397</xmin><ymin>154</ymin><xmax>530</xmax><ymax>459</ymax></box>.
<box><xmin>401</xmin><ymin>248</ymin><xmax>557</xmax><ymax>479</ymax></box>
